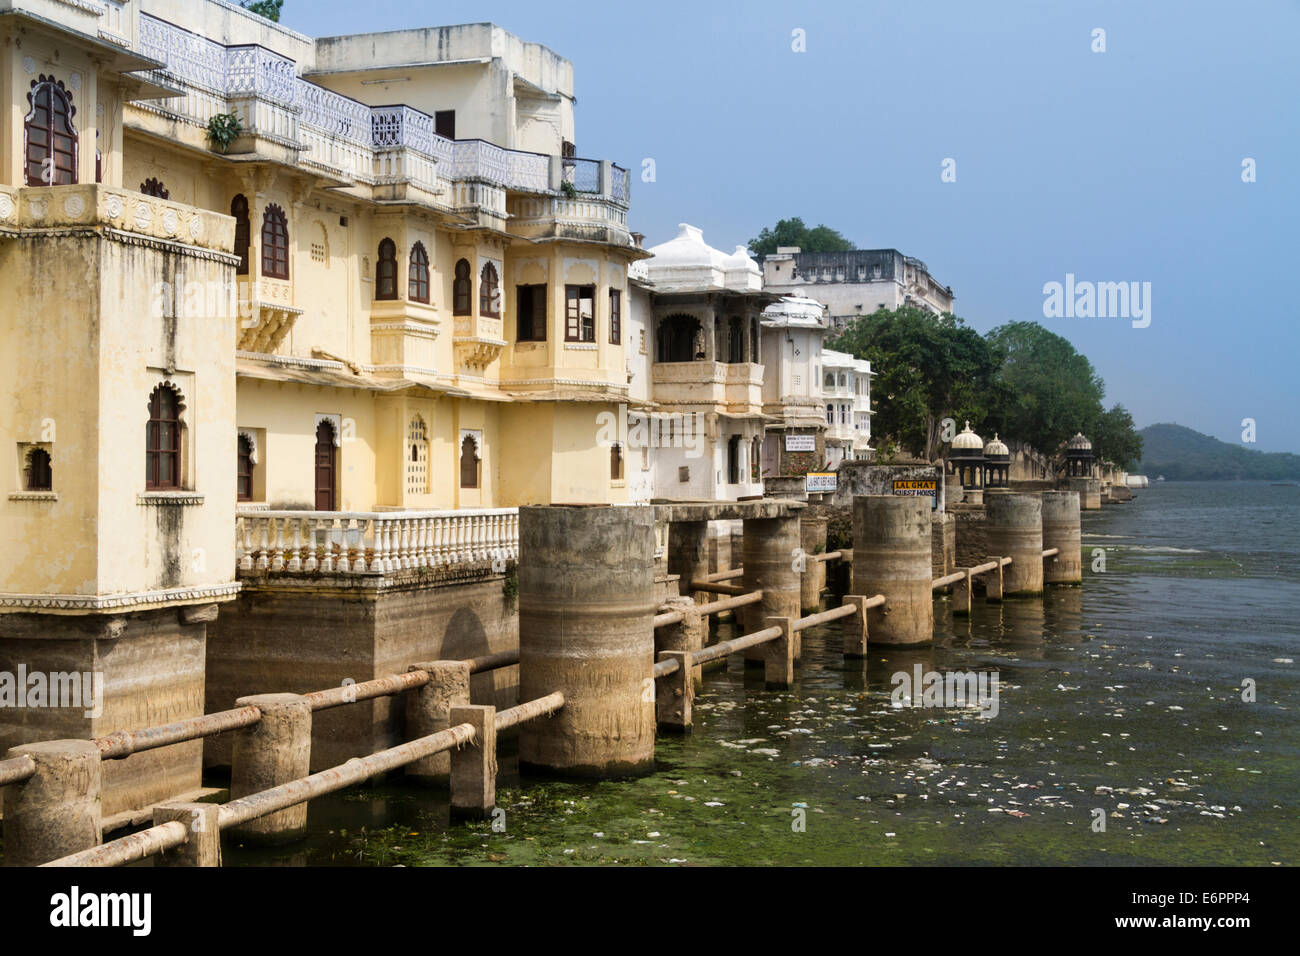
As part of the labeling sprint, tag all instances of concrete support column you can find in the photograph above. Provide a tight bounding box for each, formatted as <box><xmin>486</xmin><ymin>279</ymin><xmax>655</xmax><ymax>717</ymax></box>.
<box><xmin>449</xmin><ymin>704</ymin><xmax>496</xmax><ymax>818</ymax></box>
<box><xmin>741</xmin><ymin>515</ymin><xmax>801</xmax><ymax>662</ymax></box>
<box><xmin>405</xmin><ymin>660</ymin><xmax>471</xmax><ymax>785</ymax></box>
<box><xmin>655</xmin><ymin>650</ymin><xmax>694</xmax><ymax>732</ymax></box>
<box><xmin>1068</xmin><ymin>476</ymin><xmax>1102</xmax><ymax>510</ymax></box>
<box><xmin>656</xmin><ymin>597</ymin><xmax>705</xmax><ymax>689</ymax></box>
<box><xmin>518</xmin><ymin>506</ymin><xmax>656</xmax><ymax>777</ymax></box>
<box><xmin>800</xmin><ymin>516</ymin><xmax>828</xmax><ymax>613</ymax></box>
<box><xmin>229</xmin><ymin>693</ymin><xmax>311</xmax><ymax>844</ymax></box>
<box><xmin>154</xmin><ymin>802</ymin><xmax>222</xmax><ymax>867</ymax></box>
<box><xmin>851</xmin><ymin>496</ymin><xmax>934</xmax><ymax>646</ymax></box>
<box><xmin>667</xmin><ymin>520</ymin><xmax>709</xmax><ymax>600</ymax></box>
<box><xmin>986</xmin><ymin>492</ymin><xmax>1044</xmax><ymax>596</ymax></box>
<box><xmin>2</xmin><ymin>739</ymin><xmax>101</xmax><ymax>867</ymax></box>
<box><xmin>1042</xmin><ymin>490</ymin><xmax>1083</xmax><ymax>585</ymax></box>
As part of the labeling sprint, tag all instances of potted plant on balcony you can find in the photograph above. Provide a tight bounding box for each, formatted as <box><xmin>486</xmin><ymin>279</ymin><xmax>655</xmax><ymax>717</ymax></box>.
<box><xmin>206</xmin><ymin>112</ymin><xmax>244</xmax><ymax>155</ymax></box>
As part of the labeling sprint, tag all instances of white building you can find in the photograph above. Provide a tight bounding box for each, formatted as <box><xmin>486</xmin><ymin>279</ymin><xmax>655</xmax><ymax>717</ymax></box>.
<box><xmin>761</xmin><ymin>247</ymin><xmax>954</xmax><ymax>330</ymax></box>
<box><xmin>759</xmin><ymin>292</ymin><xmax>830</xmax><ymax>477</ymax></box>
<box><xmin>626</xmin><ymin>224</ymin><xmax>771</xmax><ymax>502</ymax></box>
<box><xmin>821</xmin><ymin>349</ymin><xmax>874</xmax><ymax>465</ymax></box>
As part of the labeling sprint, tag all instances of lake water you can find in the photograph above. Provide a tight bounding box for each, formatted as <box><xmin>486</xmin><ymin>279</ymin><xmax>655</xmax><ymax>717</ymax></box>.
<box><xmin>228</xmin><ymin>482</ymin><xmax>1298</xmax><ymax>866</ymax></box>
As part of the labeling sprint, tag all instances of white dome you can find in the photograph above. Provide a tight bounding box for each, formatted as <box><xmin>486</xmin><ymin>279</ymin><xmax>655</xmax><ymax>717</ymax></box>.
<box><xmin>984</xmin><ymin>433</ymin><xmax>1009</xmax><ymax>456</ymax></box>
<box><xmin>645</xmin><ymin>224</ymin><xmax>732</xmax><ymax>291</ymax></box>
<box><xmin>952</xmin><ymin>421</ymin><xmax>983</xmax><ymax>450</ymax></box>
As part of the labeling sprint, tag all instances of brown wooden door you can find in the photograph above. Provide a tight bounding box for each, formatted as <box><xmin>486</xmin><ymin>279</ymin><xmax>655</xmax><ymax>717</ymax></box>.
<box><xmin>314</xmin><ymin>421</ymin><xmax>336</xmax><ymax>511</ymax></box>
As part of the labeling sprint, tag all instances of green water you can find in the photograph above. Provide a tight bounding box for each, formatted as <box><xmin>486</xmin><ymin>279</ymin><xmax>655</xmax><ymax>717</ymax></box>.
<box><xmin>228</xmin><ymin>482</ymin><xmax>1298</xmax><ymax>866</ymax></box>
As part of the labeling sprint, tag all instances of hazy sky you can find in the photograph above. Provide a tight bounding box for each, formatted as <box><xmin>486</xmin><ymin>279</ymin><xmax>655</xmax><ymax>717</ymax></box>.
<box><xmin>287</xmin><ymin>0</ymin><xmax>1299</xmax><ymax>453</ymax></box>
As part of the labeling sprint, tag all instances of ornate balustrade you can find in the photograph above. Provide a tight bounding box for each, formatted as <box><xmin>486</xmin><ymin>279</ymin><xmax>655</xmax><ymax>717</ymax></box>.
<box><xmin>129</xmin><ymin>14</ymin><xmax>590</xmax><ymax>202</ymax></box>
<box><xmin>235</xmin><ymin>508</ymin><xmax>519</xmax><ymax>575</ymax></box>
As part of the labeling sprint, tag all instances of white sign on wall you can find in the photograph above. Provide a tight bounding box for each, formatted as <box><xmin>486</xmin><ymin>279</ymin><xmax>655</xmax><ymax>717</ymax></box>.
<box><xmin>806</xmin><ymin>472</ymin><xmax>837</xmax><ymax>493</ymax></box>
<box><xmin>785</xmin><ymin>434</ymin><xmax>816</xmax><ymax>452</ymax></box>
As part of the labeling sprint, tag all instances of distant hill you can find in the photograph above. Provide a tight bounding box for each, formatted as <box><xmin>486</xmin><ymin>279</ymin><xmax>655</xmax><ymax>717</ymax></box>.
<box><xmin>1138</xmin><ymin>424</ymin><xmax>1300</xmax><ymax>481</ymax></box>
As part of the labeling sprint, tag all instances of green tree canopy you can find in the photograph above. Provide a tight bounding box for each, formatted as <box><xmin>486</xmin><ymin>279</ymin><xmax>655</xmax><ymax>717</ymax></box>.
<box><xmin>1092</xmin><ymin>404</ymin><xmax>1144</xmax><ymax>471</ymax></box>
<box><xmin>983</xmin><ymin>321</ymin><xmax>1106</xmax><ymax>455</ymax></box>
<box><xmin>748</xmin><ymin>217</ymin><xmax>854</xmax><ymax>258</ymax></box>
<box><xmin>829</xmin><ymin>307</ymin><xmax>1003</xmax><ymax>460</ymax></box>
<box><xmin>241</xmin><ymin>0</ymin><xmax>283</xmax><ymax>21</ymax></box>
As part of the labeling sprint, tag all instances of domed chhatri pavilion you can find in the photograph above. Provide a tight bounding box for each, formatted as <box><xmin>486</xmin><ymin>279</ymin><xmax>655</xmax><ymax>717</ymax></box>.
<box><xmin>949</xmin><ymin>421</ymin><xmax>986</xmax><ymax>490</ymax></box>
<box><xmin>982</xmin><ymin>433</ymin><xmax>1010</xmax><ymax>489</ymax></box>
<box><xmin>1064</xmin><ymin>432</ymin><xmax>1095</xmax><ymax>478</ymax></box>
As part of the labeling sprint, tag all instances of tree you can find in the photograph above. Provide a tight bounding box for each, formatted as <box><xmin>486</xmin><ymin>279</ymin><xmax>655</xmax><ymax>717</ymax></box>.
<box><xmin>984</xmin><ymin>321</ymin><xmax>1105</xmax><ymax>456</ymax></box>
<box><xmin>829</xmin><ymin>307</ymin><xmax>1003</xmax><ymax>461</ymax></box>
<box><xmin>241</xmin><ymin>0</ymin><xmax>283</xmax><ymax>21</ymax></box>
<box><xmin>1092</xmin><ymin>404</ymin><xmax>1143</xmax><ymax>471</ymax></box>
<box><xmin>748</xmin><ymin>217</ymin><xmax>853</xmax><ymax>257</ymax></box>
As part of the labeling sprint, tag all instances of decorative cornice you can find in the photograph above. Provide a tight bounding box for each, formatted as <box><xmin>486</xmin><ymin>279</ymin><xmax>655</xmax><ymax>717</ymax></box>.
<box><xmin>7</xmin><ymin>492</ymin><xmax>58</xmax><ymax>502</ymax></box>
<box><xmin>137</xmin><ymin>492</ymin><xmax>205</xmax><ymax>506</ymax></box>
<box><xmin>0</xmin><ymin>583</ymin><xmax>241</xmax><ymax>613</ymax></box>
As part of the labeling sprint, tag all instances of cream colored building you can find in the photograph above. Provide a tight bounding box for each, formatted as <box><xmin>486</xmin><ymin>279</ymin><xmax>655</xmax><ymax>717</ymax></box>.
<box><xmin>0</xmin><ymin>0</ymin><xmax>642</xmax><ymax>810</ymax></box>
<box><xmin>758</xmin><ymin>292</ymin><xmax>828</xmax><ymax>477</ymax></box>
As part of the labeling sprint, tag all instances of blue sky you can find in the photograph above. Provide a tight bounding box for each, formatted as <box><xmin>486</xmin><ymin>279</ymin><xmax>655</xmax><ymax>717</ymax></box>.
<box><xmin>288</xmin><ymin>0</ymin><xmax>1300</xmax><ymax>454</ymax></box>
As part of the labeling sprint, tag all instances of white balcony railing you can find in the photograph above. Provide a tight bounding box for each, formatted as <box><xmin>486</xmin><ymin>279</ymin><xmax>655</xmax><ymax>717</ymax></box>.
<box><xmin>130</xmin><ymin>14</ymin><xmax>596</xmax><ymax>202</ymax></box>
<box><xmin>236</xmin><ymin>508</ymin><xmax>519</xmax><ymax>575</ymax></box>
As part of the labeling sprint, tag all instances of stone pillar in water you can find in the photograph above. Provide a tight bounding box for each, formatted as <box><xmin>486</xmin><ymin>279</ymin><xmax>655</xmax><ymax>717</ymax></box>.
<box><xmin>518</xmin><ymin>506</ymin><xmax>656</xmax><ymax>777</ymax></box>
<box><xmin>1041</xmin><ymin>490</ymin><xmax>1082</xmax><ymax>585</ymax></box>
<box><xmin>741</xmin><ymin>515</ymin><xmax>802</xmax><ymax>661</ymax></box>
<box><xmin>851</xmin><ymin>496</ymin><xmax>933</xmax><ymax>646</ymax></box>
<box><xmin>986</xmin><ymin>491</ymin><xmax>1044</xmax><ymax>596</ymax></box>
<box><xmin>1067</xmin><ymin>477</ymin><xmax>1102</xmax><ymax>510</ymax></box>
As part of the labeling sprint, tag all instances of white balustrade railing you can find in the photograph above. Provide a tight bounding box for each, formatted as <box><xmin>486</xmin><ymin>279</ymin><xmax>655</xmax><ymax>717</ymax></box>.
<box><xmin>131</xmin><ymin>14</ymin><xmax>611</xmax><ymax>201</ymax></box>
<box><xmin>236</xmin><ymin>508</ymin><xmax>519</xmax><ymax>575</ymax></box>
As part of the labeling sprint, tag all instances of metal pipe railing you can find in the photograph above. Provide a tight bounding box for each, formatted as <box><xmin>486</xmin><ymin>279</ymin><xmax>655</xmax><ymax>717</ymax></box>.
<box><xmin>217</xmin><ymin>723</ymin><xmax>477</xmax><ymax>831</ymax></box>
<box><xmin>691</xmin><ymin>625</ymin><xmax>784</xmax><ymax>666</ymax></box>
<box><xmin>466</xmin><ymin>649</ymin><xmax>520</xmax><ymax>674</ymax></box>
<box><xmin>43</xmin><ymin>821</ymin><xmax>188</xmax><ymax>868</ymax></box>
<box><xmin>95</xmin><ymin>707</ymin><xmax>262</xmax><ymax>761</ymax></box>
<box><xmin>792</xmin><ymin>602</ymin><xmax>859</xmax><ymax>633</ymax></box>
<box><xmin>304</xmin><ymin>671</ymin><xmax>430</xmax><ymax>712</ymax></box>
<box><xmin>0</xmin><ymin>754</ymin><xmax>36</xmax><ymax>787</ymax></box>
<box><xmin>689</xmin><ymin>581</ymin><xmax>748</xmax><ymax>596</ymax></box>
<box><xmin>494</xmin><ymin>691</ymin><xmax>564</xmax><ymax>732</ymax></box>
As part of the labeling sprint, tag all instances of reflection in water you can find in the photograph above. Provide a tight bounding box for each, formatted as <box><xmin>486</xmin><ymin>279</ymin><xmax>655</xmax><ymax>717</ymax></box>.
<box><xmin>226</xmin><ymin>483</ymin><xmax>1299</xmax><ymax>867</ymax></box>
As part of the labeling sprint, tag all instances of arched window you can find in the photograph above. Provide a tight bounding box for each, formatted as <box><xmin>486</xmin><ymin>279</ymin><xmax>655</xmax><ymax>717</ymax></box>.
<box><xmin>751</xmin><ymin>318</ymin><xmax>760</xmax><ymax>362</ymax></box>
<box><xmin>479</xmin><ymin>262</ymin><xmax>499</xmax><ymax>316</ymax></box>
<box><xmin>376</xmin><ymin>238</ymin><xmax>398</xmax><ymax>300</ymax></box>
<box><xmin>24</xmin><ymin>448</ymin><xmax>52</xmax><ymax>491</ymax></box>
<box><xmin>314</xmin><ymin>420</ymin><xmax>337</xmax><ymax>511</ymax></box>
<box><xmin>824</xmin><ymin>373</ymin><xmax>835</xmax><ymax>389</ymax></box>
<box><xmin>453</xmin><ymin>258</ymin><xmax>471</xmax><ymax>315</ymax></box>
<box><xmin>727</xmin><ymin>435</ymin><xmax>741</xmax><ymax>485</ymax></box>
<box><xmin>657</xmin><ymin>314</ymin><xmax>702</xmax><ymax>363</ymax></box>
<box><xmin>609</xmin><ymin>289</ymin><xmax>622</xmax><ymax>345</ymax></box>
<box><xmin>261</xmin><ymin>203</ymin><xmax>289</xmax><ymax>279</ymax></box>
<box><xmin>459</xmin><ymin>434</ymin><xmax>480</xmax><ymax>489</ymax></box>
<box><xmin>409</xmin><ymin>243</ymin><xmax>430</xmax><ymax>303</ymax></box>
<box><xmin>610</xmin><ymin>442</ymin><xmax>623</xmax><ymax>481</ymax></box>
<box><xmin>231</xmin><ymin>195</ymin><xmax>251</xmax><ymax>276</ymax></box>
<box><xmin>237</xmin><ymin>434</ymin><xmax>254</xmax><ymax>502</ymax></box>
<box><xmin>25</xmin><ymin>76</ymin><xmax>77</xmax><ymax>186</ymax></box>
<box><xmin>407</xmin><ymin>416</ymin><xmax>429</xmax><ymax>495</ymax></box>
<box><xmin>146</xmin><ymin>385</ymin><xmax>182</xmax><ymax>491</ymax></box>
<box><xmin>826</xmin><ymin>404</ymin><xmax>834</xmax><ymax>425</ymax></box>
<box><xmin>140</xmin><ymin>178</ymin><xmax>169</xmax><ymax>199</ymax></box>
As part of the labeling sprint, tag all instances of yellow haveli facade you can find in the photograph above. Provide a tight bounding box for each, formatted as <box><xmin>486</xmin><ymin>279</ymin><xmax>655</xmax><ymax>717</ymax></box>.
<box><xmin>1</xmin><ymin>0</ymin><xmax>644</xmax><ymax>615</ymax></box>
